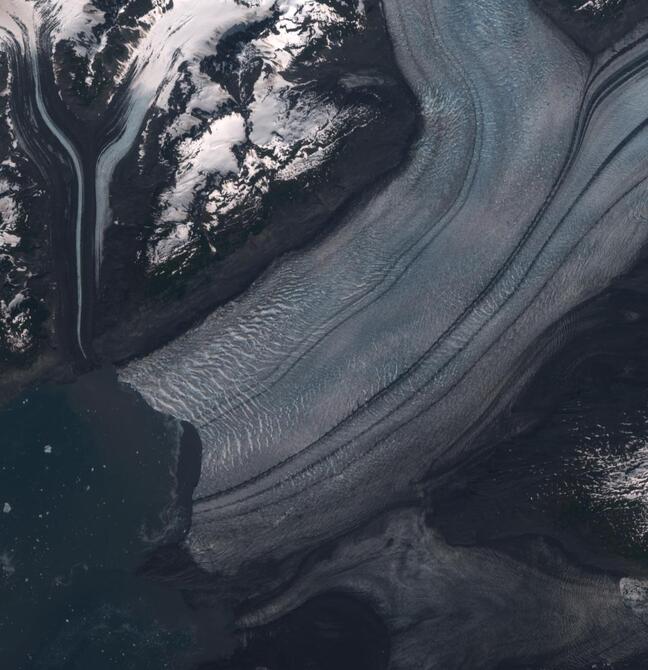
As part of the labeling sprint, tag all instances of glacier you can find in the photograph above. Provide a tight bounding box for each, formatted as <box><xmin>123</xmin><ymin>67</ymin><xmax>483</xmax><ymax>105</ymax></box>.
<box><xmin>0</xmin><ymin>0</ymin><xmax>390</xmax><ymax>365</ymax></box>
<box><xmin>122</xmin><ymin>0</ymin><xmax>648</xmax><ymax>581</ymax></box>
<box><xmin>2</xmin><ymin>0</ymin><xmax>648</xmax><ymax>666</ymax></box>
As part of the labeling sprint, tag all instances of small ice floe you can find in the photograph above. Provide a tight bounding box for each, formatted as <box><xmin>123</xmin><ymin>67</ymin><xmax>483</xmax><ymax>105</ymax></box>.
<box><xmin>2</xmin><ymin>502</ymin><xmax>11</xmax><ymax>514</ymax></box>
<box><xmin>43</xmin><ymin>445</ymin><xmax>52</xmax><ymax>454</ymax></box>
<box><xmin>0</xmin><ymin>552</ymin><xmax>15</xmax><ymax>577</ymax></box>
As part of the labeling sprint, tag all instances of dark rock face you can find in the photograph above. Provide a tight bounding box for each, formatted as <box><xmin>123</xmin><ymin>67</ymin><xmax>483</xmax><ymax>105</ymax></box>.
<box><xmin>93</xmin><ymin>0</ymin><xmax>418</xmax><ymax>362</ymax></box>
<box><xmin>0</xmin><ymin>0</ymin><xmax>418</xmax><ymax>390</ymax></box>
<box><xmin>0</xmin><ymin>50</ymin><xmax>56</xmax><ymax>370</ymax></box>
<box><xmin>535</xmin><ymin>0</ymin><xmax>648</xmax><ymax>52</ymax></box>
<box><xmin>51</xmin><ymin>0</ymin><xmax>156</xmax><ymax>119</ymax></box>
<box><xmin>6</xmin><ymin>1</ymin><xmax>648</xmax><ymax>668</ymax></box>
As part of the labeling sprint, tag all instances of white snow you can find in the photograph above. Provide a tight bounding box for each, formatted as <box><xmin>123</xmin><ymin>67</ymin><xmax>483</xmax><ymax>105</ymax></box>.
<box><xmin>0</xmin><ymin>3</ymin><xmax>55</xmax><ymax>355</ymax></box>
<box><xmin>6</xmin><ymin>292</ymin><xmax>25</xmax><ymax>313</ymax></box>
<box><xmin>576</xmin><ymin>0</ymin><xmax>616</xmax><ymax>13</ymax></box>
<box><xmin>0</xmin><ymin>178</ymin><xmax>33</xmax><ymax>353</ymax></box>
<box><xmin>4</xmin><ymin>0</ymin><xmax>370</xmax><ymax>287</ymax></box>
<box><xmin>166</xmin><ymin>114</ymin><xmax>245</xmax><ymax>214</ymax></box>
<box><xmin>0</xmin><ymin>192</ymin><xmax>19</xmax><ymax>222</ymax></box>
<box><xmin>0</xmin><ymin>173</ymin><xmax>33</xmax><ymax>353</ymax></box>
<box><xmin>130</xmin><ymin>0</ymin><xmax>276</xmax><ymax>111</ymax></box>
<box><xmin>95</xmin><ymin>0</ymin><xmax>276</xmax><ymax>276</ymax></box>
<box><xmin>96</xmin><ymin>0</ymin><xmax>366</xmax><ymax>273</ymax></box>
<box><xmin>38</xmin><ymin>0</ymin><xmax>106</xmax><ymax>58</ymax></box>
<box><xmin>0</xmin><ymin>186</ymin><xmax>32</xmax><ymax>352</ymax></box>
<box><xmin>0</xmin><ymin>0</ymin><xmax>35</xmax><ymax>39</ymax></box>
<box><xmin>568</xmin><ymin>413</ymin><xmax>648</xmax><ymax>546</ymax></box>
<box><xmin>149</xmin><ymin>221</ymin><xmax>194</xmax><ymax>267</ymax></box>
<box><xmin>0</xmin><ymin>231</ymin><xmax>20</xmax><ymax>247</ymax></box>
<box><xmin>0</xmin><ymin>184</ymin><xmax>23</xmax><ymax>251</ymax></box>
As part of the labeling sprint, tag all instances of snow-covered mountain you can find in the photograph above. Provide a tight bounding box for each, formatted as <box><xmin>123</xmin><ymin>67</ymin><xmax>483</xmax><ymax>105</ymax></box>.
<box><xmin>0</xmin><ymin>44</ymin><xmax>52</xmax><ymax>362</ymax></box>
<box><xmin>0</xmin><ymin>0</ymin><xmax>416</xmax><ymax>374</ymax></box>
<box><xmin>89</xmin><ymin>0</ymin><xmax>416</xmax><ymax>359</ymax></box>
<box><xmin>44</xmin><ymin>0</ymin><xmax>387</xmax><ymax>280</ymax></box>
<box><xmin>0</xmin><ymin>77</ymin><xmax>34</xmax><ymax>356</ymax></box>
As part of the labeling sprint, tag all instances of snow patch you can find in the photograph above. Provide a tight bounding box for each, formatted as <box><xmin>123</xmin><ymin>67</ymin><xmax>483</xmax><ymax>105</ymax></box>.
<box><xmin>576</xmin><ymin>0</ymin><xmax>617</xmax><ymax>13</ymax></box>
<box><xmin>142</xmin><ymin>0</ymin><xmax>367</xmax><ymax>269</ymax></box>
<box><xmin>0</xmin><ymin>2</ymin><xmax>42</xmax><ymax>356</ymax></box>
<box><xmin>38</xmin><ymin>0</ymin><xmax>106</xmax><ymax>58</ymax></box>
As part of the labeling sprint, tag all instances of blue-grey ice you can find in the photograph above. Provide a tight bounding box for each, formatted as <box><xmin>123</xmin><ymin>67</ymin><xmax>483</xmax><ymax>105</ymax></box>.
<box><xmin>122</xmin><ymin>0</ymin><xmax>648</xmax><ymax>574</ymax></box>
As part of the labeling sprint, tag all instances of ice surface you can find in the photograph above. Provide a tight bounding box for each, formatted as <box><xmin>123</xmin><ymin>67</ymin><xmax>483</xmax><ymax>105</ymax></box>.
<box><xmin>122</xmin><ymin>0</ymin><xmax>648</xmax><ymax>574</ymax></box>
<box><xmin>39</xmin><ymin>0</ymin><xmax>106</xmax><ymax>57</ymax></box>
<box><xmin>239</xmin><ymin>510</ymin><xmax>648</xmax><ymax>667</ymax></box>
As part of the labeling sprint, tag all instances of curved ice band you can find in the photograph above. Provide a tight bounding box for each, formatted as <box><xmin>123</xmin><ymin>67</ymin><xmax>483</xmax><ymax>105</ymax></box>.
<box><xmin>122</xmin><ymin>0</ymin><xmax>648</xmax><ymax>574</ymax></box>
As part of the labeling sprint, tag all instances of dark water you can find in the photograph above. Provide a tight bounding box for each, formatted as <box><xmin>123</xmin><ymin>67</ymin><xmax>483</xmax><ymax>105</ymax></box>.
<box><xmin>0</xmin><ymin>365</ymin><xmax>383</xmax><ymax>670</ymax></box>
<box><xmin>5</xmin><ymin>273</ymin><xmax>648</xmax><ymax>670</ymax></box>
<box><xmin>0</xmin><ymin>368</ymin><xmax>211</xmax><ymax>669</ymax></box>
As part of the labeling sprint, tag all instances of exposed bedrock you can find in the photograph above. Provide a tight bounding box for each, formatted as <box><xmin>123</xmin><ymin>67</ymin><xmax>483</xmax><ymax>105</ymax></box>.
<box><xmin>0</xmin><ymin>2</ymin><xmax>85</xmax><ymax>390</ymax></box>
<box><xmin>93</xmin><ymin>0</ymin><xmax>417</xmax><ymax>362</ymax></box>
<box><xmin>0</xmin><ymin>1</ymin><xmax>417</xmax><ymax>388</ymax></box>
<box><xmin>535</xmin><ymin>0</ymin><xmax>648</xmax><ymax>53</ymax></box>
<box><xmin>123</xmin><ymin>0</ymin><xmax>648</xmax><ymax>577</ymax></box>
